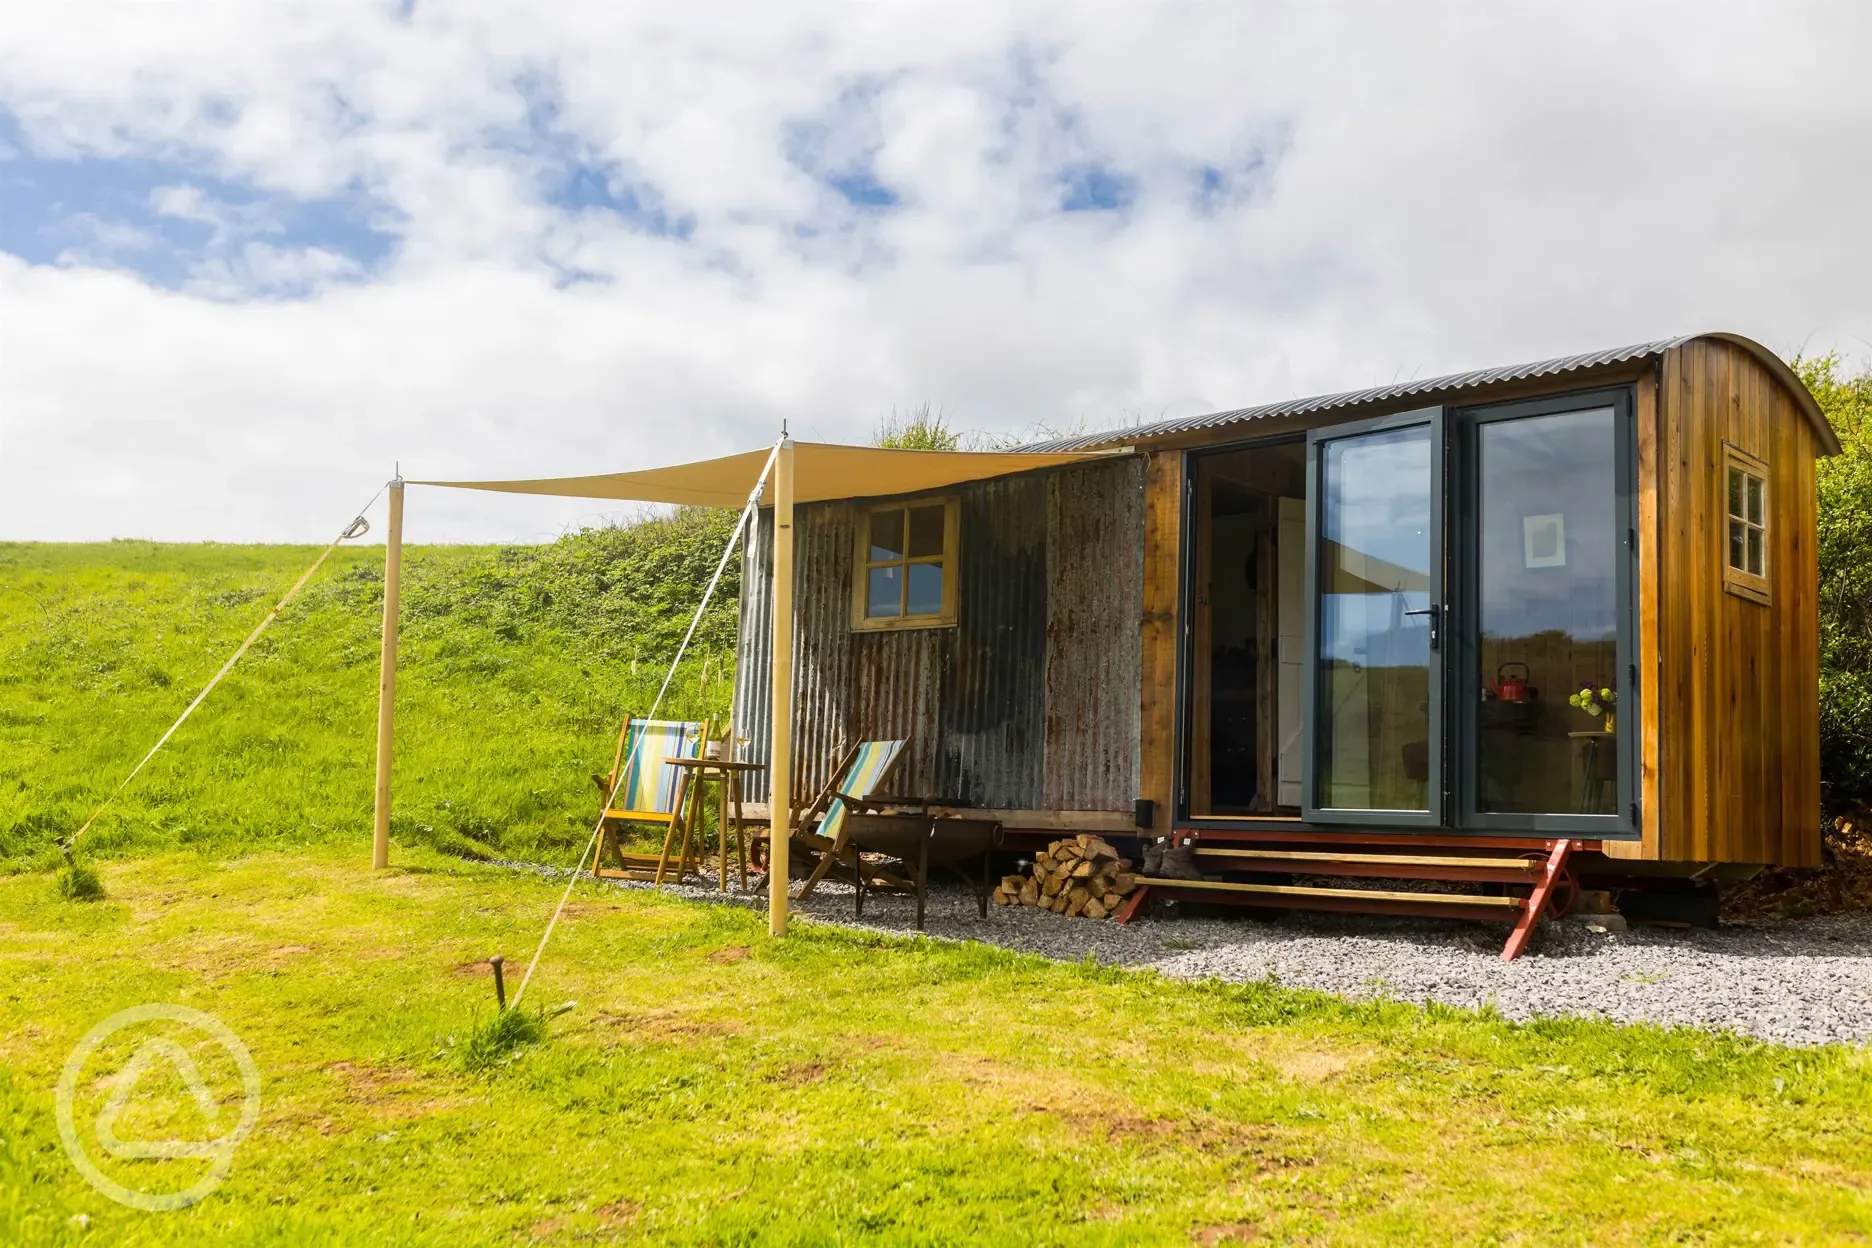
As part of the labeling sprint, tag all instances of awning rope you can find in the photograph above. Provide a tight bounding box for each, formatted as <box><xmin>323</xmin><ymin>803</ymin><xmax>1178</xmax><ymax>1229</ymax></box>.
<box><xmin>62</xmin><ymin>483</ymin><xmax>389</xmax><ymax>858</ymax></box>
<box><xmin>510</xmin><ymin>438</ymin><xmax>780</xmax><ymax>1008</ymax></box>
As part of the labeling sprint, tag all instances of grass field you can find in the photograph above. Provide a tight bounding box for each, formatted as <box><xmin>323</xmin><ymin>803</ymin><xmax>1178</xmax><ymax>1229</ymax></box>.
<box><xmin>6</xmin><ymin>848</ymin><xmax>1872</xmax><ymax>1246</ymax></box>
<box><xmin>6</xmin><ymin>542</ymin><xmax>1872</xmax><ymax>1245</ymax></box>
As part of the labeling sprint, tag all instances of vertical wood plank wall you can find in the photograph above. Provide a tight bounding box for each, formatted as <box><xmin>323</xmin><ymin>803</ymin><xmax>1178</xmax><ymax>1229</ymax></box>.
<box><xmin>1138</xmin><ymin>449</ymin><xmax>1184</xmax><ymax>834</ymax></box>
<box><xmin>1044</xmin><ymin>466</ymin><xmax>1145</xmax><ymax>809</ymax></box>
<box><xmin>1612</xmin><ymin>370</ymin><xmax>1663</xmax><ymax>859</ymax></box>
<box><xmin>1654</xmin><ymin>340</ymin><xmax>1821</xmax><ymax>867</ymax></box>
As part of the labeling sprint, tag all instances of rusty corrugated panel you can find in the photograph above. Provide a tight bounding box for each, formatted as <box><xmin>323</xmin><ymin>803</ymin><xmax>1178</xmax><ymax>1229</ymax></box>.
<box><xmin>733</xmin><ymin>462</ymin><xmax>1147</xmax><ymax>815</ymax></box>
<box><xmin>1044</xmin><ymin>458</ymin><xmax>1145</xmax><ymax>810</ymax></box>
<box><xmin>936</xmin><ymin>474</ymin><xmax>1048</xmax><ymax>808</ymax></box>
<box><xmin>851</xmin><ymin>627</ymin><xmax>947</xmax><ymax>796</ymax></box>
<box><xmin>790</xmin><ymin>502</ymin><xmax>858</xmax><ymax>801</ymax></box>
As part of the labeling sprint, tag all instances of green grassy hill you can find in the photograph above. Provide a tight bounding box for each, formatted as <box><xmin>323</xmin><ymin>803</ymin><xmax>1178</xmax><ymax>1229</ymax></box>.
<box><xmin>8</xmin><ymin>516</ymin><xmax>1872</xmax><ymax>1245</ymax></box>
<box><xmin>0</xmin><ymin>511</ymin><xmax>742</xmax><ymax>869</ymax></box>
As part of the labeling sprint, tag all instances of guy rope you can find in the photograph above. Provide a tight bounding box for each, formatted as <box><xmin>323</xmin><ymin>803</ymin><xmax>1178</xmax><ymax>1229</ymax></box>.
<box><xmin>508</xmin><ymin>438</ymin><xmax>779</xmax><ymax>1008</ymax></box>
<box><xmin>62</xmin><ymin>483</ymin><xmax>389</xmax><ymax>859</ymax></box>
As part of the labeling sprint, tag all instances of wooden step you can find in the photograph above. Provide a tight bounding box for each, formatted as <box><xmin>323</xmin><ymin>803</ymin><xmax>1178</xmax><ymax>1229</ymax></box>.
<box><xmin>1191</xmin><ymin>848</ymin><xmax>1542</xmax><ymax>884</ymax></box>
<box><xmin>1139</xmin><ymin>876</ymin><xmax>1525</xmax><ymax>923</ymax></box>
<box><xmin>594</xmin><ymin>866</ymin><xmax>697</xmax><ymax>882</ymax></box>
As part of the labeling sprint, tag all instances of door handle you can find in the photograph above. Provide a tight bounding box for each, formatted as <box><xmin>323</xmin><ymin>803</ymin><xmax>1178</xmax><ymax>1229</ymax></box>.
<box><xmin>1404</xmin><ymin>604</ymin><xmax>1441</xmax><ymax>651</ymax></box>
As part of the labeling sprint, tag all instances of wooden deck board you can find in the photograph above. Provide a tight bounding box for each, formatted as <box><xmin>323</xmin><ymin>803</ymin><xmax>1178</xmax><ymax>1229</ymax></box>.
<box><xmin>1139</xmin><ymin>877</ymin><xmax>1524</xmax><ymax>910</ymax></box>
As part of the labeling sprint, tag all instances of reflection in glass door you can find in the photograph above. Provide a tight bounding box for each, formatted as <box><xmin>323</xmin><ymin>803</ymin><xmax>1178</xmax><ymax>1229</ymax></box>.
<box><xmin>1472</xmin><ymin>406</ymin><xmax>1622</xmax><ymax>817</ymax></box>
<box><xmin>1306</xmin><ymin>416</ymin><xmax>1442</xmax><ymax>820</ymax></box>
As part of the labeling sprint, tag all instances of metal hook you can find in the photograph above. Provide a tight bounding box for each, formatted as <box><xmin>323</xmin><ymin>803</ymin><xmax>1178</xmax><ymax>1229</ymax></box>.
<box><xmin>342</xmin><ymin>516</ymin><xmax>371</xmax><ymax>541</ymax></box>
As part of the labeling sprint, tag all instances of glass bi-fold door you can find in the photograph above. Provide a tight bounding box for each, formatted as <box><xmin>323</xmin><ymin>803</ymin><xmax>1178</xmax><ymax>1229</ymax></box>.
<box><xmin>1300</xmin><ymin>393</ymin><xmax>1634</xmax><ymax>835</ymax></box>
<box><xmin>1456</xmin><ymin>392</ymin><xmax>1633</xmax><ymax>833</ymax></box>
<box><xmin>1301</xmin><ymin>408</ymin><xmax>1446</xmax><ymax>828</ymax></box>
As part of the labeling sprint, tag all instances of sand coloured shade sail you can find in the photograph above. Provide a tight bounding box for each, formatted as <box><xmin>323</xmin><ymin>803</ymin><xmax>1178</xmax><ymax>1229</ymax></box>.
<box><xmin>414</xmin><ymin>443</ymin><xmax>1127</xmax><ymax>508</ymax></box>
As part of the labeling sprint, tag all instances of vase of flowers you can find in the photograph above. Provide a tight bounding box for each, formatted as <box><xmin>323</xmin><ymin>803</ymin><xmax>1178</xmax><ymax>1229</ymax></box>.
<box><xmin>1569</xmin><ymin>683</ymin><xmax>1617</xmax><ymax>734</ymax></box>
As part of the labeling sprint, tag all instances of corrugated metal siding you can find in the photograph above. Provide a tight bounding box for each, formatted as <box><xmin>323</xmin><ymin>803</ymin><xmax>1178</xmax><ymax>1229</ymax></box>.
<box><xmin>851</xmin><ymin>627</ymin><xmax>946</xmax><ymax>797</ymax></box>
<box><xmin>935</xmin><ymin>475</ymin><xmax>1049</xmax><ymax>808</ymax></box>
<box><xmin>1044</xmin><ymin>458</ymin><xmax>1145</xmax><ymax>809</ymax></box>
<box><xmin>1023</xmin><ymin>337</ymin><xmax>1693</xmax><ymax>452</ymax></box>
<box><xmin>731</xmin><ymin>459</ymin><xmax>1143</xmax><ymax>812</ymax></box>
<box><xmin>790</xmin><ymin>503</ymin><xmax>862</xmax><ymax>801</ymax></box>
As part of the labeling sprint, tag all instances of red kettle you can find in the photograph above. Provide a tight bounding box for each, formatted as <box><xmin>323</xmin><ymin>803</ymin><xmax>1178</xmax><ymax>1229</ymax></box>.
<box><xmin>1495</xmin><ymin>662</ymin><xmax>1533</xmax><ymax>703</ymax></box>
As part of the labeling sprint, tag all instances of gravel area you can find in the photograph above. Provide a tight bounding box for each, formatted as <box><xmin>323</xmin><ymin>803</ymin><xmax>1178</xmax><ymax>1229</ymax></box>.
<box><xmin>497</xmin><ymin>860</ymin><xmax>1872</xmax><ymax>1047</ymax></box>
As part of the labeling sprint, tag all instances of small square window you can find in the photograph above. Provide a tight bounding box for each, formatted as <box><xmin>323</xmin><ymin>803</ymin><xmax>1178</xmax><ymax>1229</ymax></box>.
<box><xmin>1722</xmin><ymin>444</ymin><xmax>1770</xmax><ymax>605</ymax></box>
<box><xmin>853</xmin><ymin>497</ymin><xmax>958</xmax><ymax>630</ymax></box>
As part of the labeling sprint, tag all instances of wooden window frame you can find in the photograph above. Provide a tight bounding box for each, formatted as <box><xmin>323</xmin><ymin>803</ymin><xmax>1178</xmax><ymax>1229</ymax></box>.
<box><xmin>850</xmin><ymin>496</ymin><xmax>960</xmax><ymax>631</ymax></box>
<box><xmin>1721</xmin><ymin>442</ymin><xmax>1771</xmax><ymax>606</ymax></box>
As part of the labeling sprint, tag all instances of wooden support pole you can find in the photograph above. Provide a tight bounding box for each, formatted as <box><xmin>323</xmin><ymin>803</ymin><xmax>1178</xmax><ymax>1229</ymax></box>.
<box><xmin>768</xmin><ymin>437</ymin><xmax>795</xmax><ymax>936</ymax></box>
<box><xmin>372</xmin><ymin>479</ymin><xmax>404</xmax><ymax>870</ymax></box>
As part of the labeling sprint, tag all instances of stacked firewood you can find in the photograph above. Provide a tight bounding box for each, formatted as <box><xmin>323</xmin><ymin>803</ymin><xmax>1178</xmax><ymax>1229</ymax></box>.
<box><xmin>992</xmin><ymin>834</ymin><xmax>1141</xmax><ymax>919</ymax></box>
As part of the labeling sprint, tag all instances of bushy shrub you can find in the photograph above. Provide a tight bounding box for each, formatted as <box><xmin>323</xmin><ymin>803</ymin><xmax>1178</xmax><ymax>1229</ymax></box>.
<box><xmin>1801</xmin><ymin>356</ymin><xmax>1872</xmax><ymax>811</ymax></box>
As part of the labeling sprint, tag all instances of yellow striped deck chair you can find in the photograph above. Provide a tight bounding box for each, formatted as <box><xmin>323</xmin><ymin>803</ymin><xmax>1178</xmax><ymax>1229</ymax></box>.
<box><xmin>593</xmin><ymin>716</ymin><xmax>711</xmax><ymax>881</ymax></box>
<box><xmin>794</xmin><ymin>738</ymin><xmax>907</xmax><ymax>899</ymax></box>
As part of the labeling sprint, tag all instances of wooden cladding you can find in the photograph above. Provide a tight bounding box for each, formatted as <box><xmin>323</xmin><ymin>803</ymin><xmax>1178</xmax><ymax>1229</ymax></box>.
<box><xmin>1651</xmin><ymin>339</ymin><xmax>1821</xmax><ymax>867</ymax></box>
<box><xmin>1137</xmin><ymin>449</ymin><xmax>1183</xmax><ymax>834</ymax></box>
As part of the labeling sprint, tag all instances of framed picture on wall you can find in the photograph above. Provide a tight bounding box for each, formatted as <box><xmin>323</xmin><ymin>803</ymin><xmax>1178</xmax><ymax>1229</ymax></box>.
<box><xmin>1523</xmin><ymin>513</ymin><xmax>1566</xmax><ymax>568</ymax></box>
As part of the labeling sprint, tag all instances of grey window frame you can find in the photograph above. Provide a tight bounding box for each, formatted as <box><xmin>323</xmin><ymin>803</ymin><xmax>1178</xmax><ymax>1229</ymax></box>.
<box><xmin>1300</xmin><ymin>406</ymin><xmax>1448</xmax><ymax>830</ymax></box>
<box><xmin>1450</xmin><ymin>387</ymin><xmax>1639</xmax><ymax>838</ymax></box>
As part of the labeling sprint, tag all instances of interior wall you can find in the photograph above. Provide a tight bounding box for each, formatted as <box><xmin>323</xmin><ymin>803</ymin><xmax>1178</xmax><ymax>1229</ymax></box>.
<box><xmin>1276</xmin><ymin>498</ymin><xmax>1305</xmax><ymax>807</ymax></box>
<box><xmin>1189</xmin><ymin>441</ymin><xmax>1304</xmax><ymax>815</ymax></box>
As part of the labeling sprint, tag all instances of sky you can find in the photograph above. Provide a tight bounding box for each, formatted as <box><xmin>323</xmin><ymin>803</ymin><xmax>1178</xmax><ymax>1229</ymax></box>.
<box><xmin>1</xmin><ymin>1</ymin><xmax>1868</xmax><ymax>543</ymax></box>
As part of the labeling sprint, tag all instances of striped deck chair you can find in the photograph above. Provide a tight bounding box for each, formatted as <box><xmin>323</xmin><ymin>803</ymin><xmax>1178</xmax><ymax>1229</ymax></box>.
<box><xmin>793</xmin><ymin>738</ymin><xmax>907</xmax><ymax>900</ymax></box>
<box><xmin>592</xmin><ymin>716</ymin><xmax>711</xmax><ymax>883</ymax></box>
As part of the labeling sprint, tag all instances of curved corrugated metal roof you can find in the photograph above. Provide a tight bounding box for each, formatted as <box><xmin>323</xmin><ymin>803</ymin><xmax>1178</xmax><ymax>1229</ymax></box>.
<box><xmin>1021</xmin><ymin>332</ymin><xmax>1839</xmax><ymax>455</ymax></box>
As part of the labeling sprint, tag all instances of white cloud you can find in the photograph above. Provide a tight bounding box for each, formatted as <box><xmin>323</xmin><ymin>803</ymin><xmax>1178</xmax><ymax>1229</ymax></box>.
<box><xmin>0</xmin><ymin>1</ymin><xmax>1869</xmax><ymax>541</ymax></box>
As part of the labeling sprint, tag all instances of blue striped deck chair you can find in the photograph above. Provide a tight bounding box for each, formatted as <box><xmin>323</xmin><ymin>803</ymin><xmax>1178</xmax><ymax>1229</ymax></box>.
<box><xmin>794</xmin><ymin>738</ymin><xmax>907</xmax><ymax>900</ymax></box>
<box><xmin>593</xmin><ymin>716</ymin><xmax>711</xmax><ymax>881</ymax></box>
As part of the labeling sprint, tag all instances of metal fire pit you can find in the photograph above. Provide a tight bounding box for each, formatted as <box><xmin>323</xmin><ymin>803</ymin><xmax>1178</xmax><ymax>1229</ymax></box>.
<box><xmin>841</xmin><ymin>814</ymin><xmax>1004</xmax><ymax>931</ymax></box>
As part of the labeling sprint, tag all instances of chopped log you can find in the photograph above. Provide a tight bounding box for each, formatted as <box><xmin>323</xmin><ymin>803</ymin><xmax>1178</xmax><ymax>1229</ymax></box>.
<box><xmin>997</xmin><ymin>834</ymin><xmax>1134</xmax><ymax>919</ymax></box>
